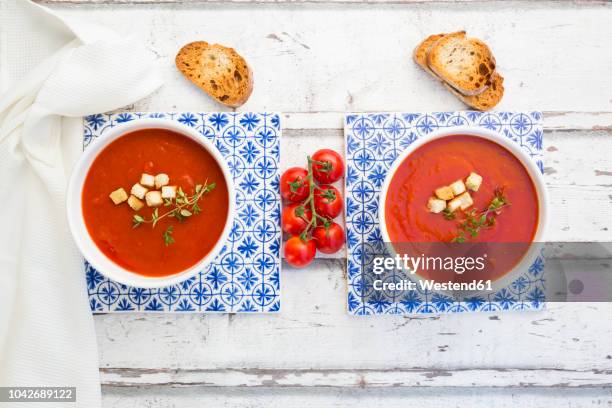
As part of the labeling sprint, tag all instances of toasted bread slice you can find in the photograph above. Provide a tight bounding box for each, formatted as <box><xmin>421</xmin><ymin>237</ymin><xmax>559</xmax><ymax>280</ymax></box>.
<box><xmin>444</xmin><ymin>72</ymin><xmax>504</xmax><ymax>111</ymax></box>
<box><xmin>176</xmin><ymin>41</ymin><xmax>253</xmax><ymax>108</ymax></box>
<box><xmin>413</xmin><ymin>33</ymin><xmax>504</xmax><ymax>110</ymax></box>
<box><xmin>413</xmin><ymin>33</ymin><xmax>444</xmax><ymax>76</ymax></box>
<box><xmin>427</xmin><ymin>31</ymin><xmax>496</xmax><ymax>96</ymax></box>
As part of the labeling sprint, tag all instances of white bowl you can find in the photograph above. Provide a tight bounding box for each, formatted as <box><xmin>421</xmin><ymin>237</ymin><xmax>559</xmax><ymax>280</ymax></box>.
<box><xmin>378</xmin><ymin>126</ymin><xmax>548</xmax><ymax>293</ymax></box>
<box><xmin>67</xmin><ymin>118</ymin><xmax>235</xmax><ymax>288</ymax></box>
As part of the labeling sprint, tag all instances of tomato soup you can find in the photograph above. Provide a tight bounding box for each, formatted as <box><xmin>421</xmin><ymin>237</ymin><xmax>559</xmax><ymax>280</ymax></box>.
<box><xmin>82</xmin><ymin>128</ymin><xmax>229</xmax><ymax>277</ymax></box>
<box><xmin>384</xmin><ymin>135</ymin><xmax>539</xmax><ymax>282</ymax></box>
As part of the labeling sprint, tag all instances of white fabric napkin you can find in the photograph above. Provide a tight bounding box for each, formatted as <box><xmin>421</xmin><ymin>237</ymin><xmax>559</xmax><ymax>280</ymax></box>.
<box><xmin>0</xmin><ymin>1</ymin><xmax>163</xmax><ymax>406</ymax></box>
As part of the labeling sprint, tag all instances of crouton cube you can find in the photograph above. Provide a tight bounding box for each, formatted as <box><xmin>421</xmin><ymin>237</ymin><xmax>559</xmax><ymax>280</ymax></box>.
<box><xmin>161</xmin><ymin>185</ymin><xmax>177</xmax><ymax>199</ymax></box>
<box><xmin>447</xmin><ymin>192</ymin><xmax>474</xmax><ymax>213</ymax></box>
<box><xmin>155</xmin><ymin>173</ymin><xmax>170</xmax><ymax>189</ymax></box>
<box><xmin>466</xmin><ymin>172</ymin><xmax>483</xmax><ymax>192</ymax></box>
<box><xmin>457</xmin><ymin>192</ymin><xmax>474</xmax><ymax>210</ymax></box>
<box><xmin>450</xmin><ymin>179</ymin><xmax>466</xmax><ymax>196</ymax></box>
<box><xmin>446</xmin><ymin>196</ymin><xmax>462</xmax><ymax>213</ymax></box>
<box><xmin>145</xmin><ymin>191</ymin><xmax>163</xmax><ymax>207</ymax></box>
<box><xmin>127</xmin><ymin>195</ymin><xmax>144</xmax><ymax>211</ymax></box>
<box><xmin>131</xmin><ymin>183</ymin><xmax>148</xmax><ymax>200</ymax></box>
<box><xmin>109</xmin><ymin>188</ymin><xmax>128</xmax><ymax>205</ymax></box>
<box><xmin>140</xmin><ymin>173</ymin><xmax>155</xmax><ymax>188</ymax></box>
<box><xmin>427</xmin><ymin>197</ymin><xmax>446</xmax><ymax>214</ymax></box>
<box><xmin>435</xmin><ymin>186</ymin><xmax>454</xmax><ymax>201</ymax></box>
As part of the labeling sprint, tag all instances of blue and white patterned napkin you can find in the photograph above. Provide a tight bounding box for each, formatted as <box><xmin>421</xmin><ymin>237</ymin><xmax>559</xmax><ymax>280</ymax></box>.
<box><xmin>83</xmin><ymin>112</ymin><xmax>281</xmax><ymax>313</ymax></box>
<box><xmin>344</xmin><ymin>111</ymin><xmax>545</xmax><ymax>315</ymax></box>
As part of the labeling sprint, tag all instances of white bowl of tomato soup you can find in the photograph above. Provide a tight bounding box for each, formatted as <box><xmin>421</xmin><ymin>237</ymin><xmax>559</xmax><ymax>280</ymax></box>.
<box><xmin>379</xmin><ymin>126</ymin><xmax>548</xmax><ymax>293</ymax></box>
<box><xmin>67</xmin><ymin>118</ymin><xmax>235</xmax><ymax>288</ymax></box>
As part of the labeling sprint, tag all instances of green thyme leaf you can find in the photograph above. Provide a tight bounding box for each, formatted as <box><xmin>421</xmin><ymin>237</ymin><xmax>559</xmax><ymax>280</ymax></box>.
<box><xmin>163</xmin><ymin>225</ymin><xmax>175</xmax><ymax>246</ymax></box>
<box><xmin>132</xmin><ymin>214</ymin><xmax>144</xmax><ymax>228</ymax></box>
<box><xmin>442</xmin><ymin>208</ymin><xmax>455</xmax><ymax>220</ymax></box>
<box><xmin>151</xmin><ymin>208</ymin><xmax>160</xmax><ymax>228</ymax></box>
<box><xmin>192</xmin><ymin>202</ymin><xmax>201</xmax><ymax>215</ymax></box>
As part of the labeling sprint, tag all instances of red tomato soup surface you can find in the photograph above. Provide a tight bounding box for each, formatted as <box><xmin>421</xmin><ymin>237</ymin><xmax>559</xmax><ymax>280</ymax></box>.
<box><xmin>384</xmin><ymin>135</ymin><xmax>539</xmax><ymax>282</ymax></box>
<box><xmin>82</xmin><ymin>128</ymin><xmax>229</xmax><ymax>277</ymax></box>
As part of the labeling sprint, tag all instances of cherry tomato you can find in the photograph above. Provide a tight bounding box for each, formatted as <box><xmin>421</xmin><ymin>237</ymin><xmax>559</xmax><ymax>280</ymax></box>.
<box><xmin>312</xmin><ymin>222</ymin><xmax>345</xmax><ymax>254</ymax></box>
<box><xmin>311</xmin><ymin>149</ymin><xmax>344</xmax><ymax>184</ymax></box>
<box><xmin>314</xmin><ymin>185</ymin><xmax>343</xmax><ymax>219</ymax></box>
<box><xmin>282</xmin><ymin>203</ymin><xmax>312</xmax><ymax>236</ymax></box>
<box><xmin>280</xmin><ymin>167</ymin><xmax>310</xmax><ymax>202</ymax></box>
<box><xmin>284</xmin><ymin>236</ymin><xmax>316</xmax><ymax>268</ymax></box>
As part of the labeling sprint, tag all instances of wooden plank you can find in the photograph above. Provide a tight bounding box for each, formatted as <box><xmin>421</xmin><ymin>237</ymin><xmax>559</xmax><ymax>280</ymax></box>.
<box><xmin>100</xmin><ymin>367</ymin><xmax>612</xmax><ymax>388</ymax></box>
<box><xmin>101</xmin><ymin>386</ymin><xmax>612</xmax><ymax>408</ymax></box>
<box><xmin>39</xmin><ymin>3</ymin><xmax>612</xmax><ymax>115</ymax></box>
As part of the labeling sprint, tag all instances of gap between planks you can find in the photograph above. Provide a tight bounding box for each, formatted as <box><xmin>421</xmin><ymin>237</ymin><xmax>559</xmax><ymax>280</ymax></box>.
<box><xmin>100</xmin><ymin>367</ymin><xmax>612</xmax><ymax>388</ymax></box>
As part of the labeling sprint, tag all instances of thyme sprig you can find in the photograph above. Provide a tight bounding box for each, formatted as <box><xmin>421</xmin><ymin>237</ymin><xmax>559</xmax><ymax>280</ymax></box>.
<box><xmin>451</xmin><ymin>187</ymin><xmax>510</xmax><ymax>243</ymax></box>
<box><xmin>132</xmin><ymin>181</ymin><xmax>216</xmax><ymax>246</ymax></box>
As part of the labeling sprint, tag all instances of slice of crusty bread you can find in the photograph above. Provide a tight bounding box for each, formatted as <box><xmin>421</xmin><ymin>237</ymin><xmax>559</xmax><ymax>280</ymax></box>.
<box><xmin>176</xmin><ymin>41</ymin><xmax>253</xmax><ymax>108</ymax></box>
<box><xmin>444</xmin><ymin>72</ymin><xmax>504</xmax><ymax>111</ymax></box>
<box><xmin>413</xmin><ymin>33</ymin><xmax>444</xmax><ymax>76</ymax></box>
<box><xmin>414</xmin><ymin>32</ymin><xmax>504</xmax><ymax>110</ymax></box>
<box><xmin>427</xmin><ymin>31</ymin><xmax>496</xmax><ymax>96</ymax></box>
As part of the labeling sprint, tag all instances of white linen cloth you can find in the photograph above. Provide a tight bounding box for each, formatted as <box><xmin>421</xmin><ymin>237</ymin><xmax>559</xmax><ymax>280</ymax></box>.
<box><xmin>0</xmin><ymin>1</ymin><xmax>163</xmax><ymax>406</ymax></box>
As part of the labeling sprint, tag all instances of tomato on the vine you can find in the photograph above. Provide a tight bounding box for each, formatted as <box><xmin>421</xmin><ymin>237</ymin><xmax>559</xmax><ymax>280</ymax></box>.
<box><xmin>284</xmin><ymin>236</ymin><xmax>316</xmax><ymax>268</ymax></box>
<box><xmin>314</xmin><ymin>185</ymin><xmax>343</xmax><ymax>219</ymax></box>
<box><xmin>311</xmin><ymin>149</ymin><xmax>344</xmax><ymax>184</ymax></box>
<box><xmin>312</xmin><ymin>222</ymin><xmax>345</xmax><ymax>254</ymax></box>
<box><xmin>280</xmin><ymin>167</ymin><xmax>310</xmax><ymax>202</ymax></box>
<box><xmin>282</xmin><ymin>203</ymin><xmax>312</xmax><ymax>236</ymax></box>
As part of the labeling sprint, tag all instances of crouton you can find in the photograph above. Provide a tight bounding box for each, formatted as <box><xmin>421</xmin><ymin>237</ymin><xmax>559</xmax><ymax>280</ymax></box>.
<box><xmin>128</xmin><ymin>195</ymin><xmax>144</xmax><ymax>211</ymax></box>
<box><xmin>145</xmin><ymin>191</ymin><xmax>163</xmax><ymax>207</ymax></box>
<box><xmin>140</xmin><ymin>173</ymin><xmax>155</xmax><ymax>188</ymax></box>
<box><xmin>435</xmin><ymin>186</ymin><xmax>454</xmax><ymax>201</ymax></box>
<box><xmin>155</xmin><ymin>173</ymin><xmax>170</xmax><ymax>189</ymax></box>
<box><xmin>446</xmin><ymin>196</ymin><xmax>462</xmax><ymax>213</ymax></box>
<box><xmin>450</xmin><ymin>179</ymin><xmax>466</xmax><ymax>196</ymax></box>
<box><xmin>447</xmin><ymin>192</ymin><xmax>474</xmax><ymax>212</ymax></box>
<box><xmin>457</xmin><ymin>192</ymin><xmax>474</xmax><ymax>210</ymax></box>
<box><xmin>109</xmin><ymin>188</ymin><xmax>128</xmax><ymax>205</ymax></box>
<box><xmin>161</xmin><ymin>185</ymin><xmax>177</xmax><ymax>199</ymax></box>
<box><xmin>466</xmin><ymin>172</ymin><xmax>483</xmax><ymax>191</ymax></box>
<box><xmin>427</xmin><ymin>197</ymin><xmax>446</xmax><ymax>214</ymax></box>
<box><xmin>131</xmin><ymin>183</ymin><xmax>148</xmax><ymax>200</ymax></box>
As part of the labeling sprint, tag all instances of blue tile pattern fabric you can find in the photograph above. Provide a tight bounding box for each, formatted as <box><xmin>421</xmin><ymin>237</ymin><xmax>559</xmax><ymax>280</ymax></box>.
<box><xmin>344</xmin><ymin>111</ymin><xmax>545</xmax><ymax>315</ymax></box>
<box><xmin>83</xmin><ymin>112</ymin><xmax>281</xmax><ymax>313</ymax></box>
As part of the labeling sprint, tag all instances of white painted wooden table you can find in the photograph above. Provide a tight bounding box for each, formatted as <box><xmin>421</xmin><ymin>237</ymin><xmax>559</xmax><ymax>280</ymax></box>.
<box><xmin>38</xmin><ymin>0</ymin><xmax>612</xmax><ymax>406</ymax></box>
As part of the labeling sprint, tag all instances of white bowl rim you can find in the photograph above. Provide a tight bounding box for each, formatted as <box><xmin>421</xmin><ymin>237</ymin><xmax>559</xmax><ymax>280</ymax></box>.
<box><xmin>66</xmin><ymin>118</ymin><xmax>235</xmax><ymax>288</ymax></box>
<box><xmin>378</xmin><ymin>125</ymin><xmax>548</xmax><ymax>294</ymax></box>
